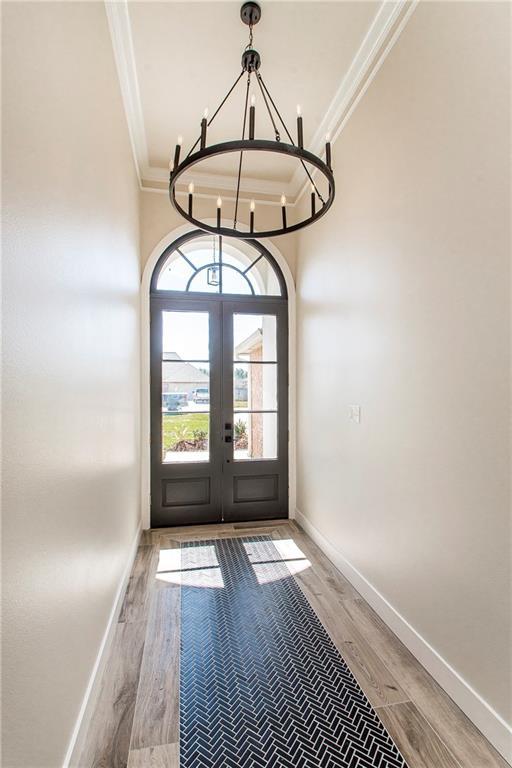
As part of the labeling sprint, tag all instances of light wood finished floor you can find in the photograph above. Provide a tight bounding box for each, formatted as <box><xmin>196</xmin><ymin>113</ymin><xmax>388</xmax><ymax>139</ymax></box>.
<box><xmin>75</xmin><ymin>520</ymin><xmax>509</xmax><ymax>768</ymax></box>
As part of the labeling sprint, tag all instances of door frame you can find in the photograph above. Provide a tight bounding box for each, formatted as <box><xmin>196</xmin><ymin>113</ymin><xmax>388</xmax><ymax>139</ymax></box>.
<box><xmin>140</xmin><ymin>223</ymin><xmax>296</xmax><ymax>530</ymax></box>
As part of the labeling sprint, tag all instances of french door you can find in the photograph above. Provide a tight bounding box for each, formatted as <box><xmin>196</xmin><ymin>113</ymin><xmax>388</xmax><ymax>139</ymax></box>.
<box><xmin>150</xmin><ymin>295</ymin><xmax>288</xmax><ymax>527</ymax></box>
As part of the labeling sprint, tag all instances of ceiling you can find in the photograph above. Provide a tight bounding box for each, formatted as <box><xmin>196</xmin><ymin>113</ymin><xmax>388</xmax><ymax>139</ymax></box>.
<box><xmin>107</xmin><ymin>1</ymin><xmax>411</xmax><ymax>199</ymax></box>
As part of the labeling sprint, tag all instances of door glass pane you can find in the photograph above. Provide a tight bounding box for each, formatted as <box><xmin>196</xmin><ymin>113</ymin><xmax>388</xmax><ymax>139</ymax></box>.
<box><xmin>221</xmin><ymin>265</ymin><xmax>252</xmax><ymax>295</ymax></box>
<box><xmin>233</xmin><ymin>412</ymin><xmax>277</xmax><ymax>460</ymax></box>
<box><xmin>155</xmin><ymin>235</ymin><xmax>284</xmax><ymax>296</ymax></box>
<box><xmin>156</xmin><ymin>251</ymin><xmax>194</xmax><ymax>291</ymax></box>
<box><xmin>234</xmin><ymin>363</ymin><xmax>277</xmax><ymax>411</ymax></box>
<box><xmin>233</xmin><ymin>314</ymin><xmax>277</xmax><ymax>362</ymax></box>
<box><xmin>187</xmin><ymin>269</ymin><xmax>221</xmax><ymax>294</ymax></box>
<box><xmin>184</xmin><ymin>246</ymin><xmax>220</xmax><ymax>270</ymax></box>
<box><xmin>162</xmin><ymin>413</ymin><xmax>210</xmax><ymax>463</ymax></box>
<box><xmin>222</xmin><ymin>252</ymin><xmax>281</xmax><ymax>296</ymax></box>
<box><xmin>162</xmin><ymin>311</ymin><xmax>209</xmax><ymax>361</ymax></box>
<box><xmin>161</xmin><ymin>310</ymin><xmax>210</xmax><ymax>464</ymax></box>
<box><xmin>162</xmin><ymin>362</ymin><xmax>210</xmax><ymax>412</ymax></box>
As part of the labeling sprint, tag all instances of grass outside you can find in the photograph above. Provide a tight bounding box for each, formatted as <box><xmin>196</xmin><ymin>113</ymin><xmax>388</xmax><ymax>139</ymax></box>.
<box><xmin>162</xmin><ymin>412</ymin><xmax>209</xmax><ymax>453</ymax></box>
<box><xmin>162</xmin><ymin>407</ymin><xmax>249</xmax><ymax>453</ymax></box>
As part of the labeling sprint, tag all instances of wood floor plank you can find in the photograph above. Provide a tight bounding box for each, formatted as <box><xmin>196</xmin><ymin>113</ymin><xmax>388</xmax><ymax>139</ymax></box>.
<box><xmin>119</xmin><ymin>545</ymin><xmax>158</xmax><ymax>624</ymax></box>
<box><xmin>285</xmin><ymin>521</ymin><xmax>361</xmax><ymax>601</ymax></box>
<box><xmin>78</xmin><ymin>620</ymin><xmax>146</xmax><ymax>768</ymax></box>
<box><xmin>140</xmin><ymin>529</ymin><xmax>153</xmax><ymax>545</ymax></box>
<box><xmin>271</xmin><ymin>528</ymin><xmax>409</xmax><ymax>708</ymax></box>
<box><xmin>232</xmin><ymin>519</ymin><xmax>289</xmax><ymax>529</ymax></box>
<box><xmin>154</xmin><ymin>538</ymin><xmax>182</xmax><ymax>586</ymax></box>
<box><xmin>130</xmin><ymin>585</ymin><xmax>180</xmax><ymax>751</ymax></box>
<box><xmin>339</xmin><ymin>637</ymin><xmax>410</xmax><ymax>709</ymax></box>
<box><xmin>127</xmin><ymin>743</ymin><xmax>179</xmax><ymax>767</ymax></box>
<box><xmin>150</xmin><ymin>523</ymin><xmax>234</xmax><ymax>543</ymax></box>
<box><xmin>342</xmin><ymin>598</ymin><xmax>510</xmax><ymax>768</ymax></box>
<box><xmin>157</xmin><ymin>535</ymin><xmax>183</xmax><ymax>551</ymax></box>
<box><xmin>377</xmin><ymin>702</ymin><xmax>462</xmax><ymax>768</ymax></box>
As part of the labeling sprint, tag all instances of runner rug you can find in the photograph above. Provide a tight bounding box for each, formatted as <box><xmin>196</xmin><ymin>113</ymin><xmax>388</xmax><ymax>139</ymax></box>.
<box><xmin>180</xmin><ymin>534</ymin><xmax>407</xmax><ymax>767</ymax></box>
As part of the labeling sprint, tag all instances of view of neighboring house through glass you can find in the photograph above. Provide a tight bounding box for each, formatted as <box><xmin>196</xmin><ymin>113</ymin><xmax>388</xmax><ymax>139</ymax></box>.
<box><xmin>233</xmin><ymin>314</ymin><xmax>278</xmax><ymax>460</ymax></box>
<box><xmin>161</xmin><ymin>311</ymin><xmax>210</xmax><ymax>463</ymax></box>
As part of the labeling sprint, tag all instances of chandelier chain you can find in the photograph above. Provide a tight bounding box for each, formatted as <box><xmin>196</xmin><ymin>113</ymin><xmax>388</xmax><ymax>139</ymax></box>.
<box><xmin>186</xmin><ymin>70</ymin><xmax>245</xmax><ymax>159</ymax></box>
<box><xmin>233</xmin><ymin>72</ymin><xmax>252</xmax><ymax>229</ymax></box>
<box><xmin>255</xmin><ymin>72</ymin><xmax>280</xmax><ymax>142</ymax></box>
<box><xmin>257</xmin><ymin>73</ymin><xmax>325</xmax><ymax>203</ymax></box>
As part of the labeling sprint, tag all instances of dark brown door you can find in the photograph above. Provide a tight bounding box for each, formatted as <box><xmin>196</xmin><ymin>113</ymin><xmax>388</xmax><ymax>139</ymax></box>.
<box><xmin>150</xmin><ymin>295</ymin><xmax>288</xmax><ymax>527</ymax></box>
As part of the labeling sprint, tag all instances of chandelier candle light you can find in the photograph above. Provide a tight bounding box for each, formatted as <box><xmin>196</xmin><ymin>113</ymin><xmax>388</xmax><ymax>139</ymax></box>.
<box><xmin>200</xmin><ymin>109</ymin><xmax>208</xmax><ymax>150</ymax></box>
<box><xmin>249</xmin><ymin>94</ymin><xmax>256</xmax><ymax>140</ymax></box>
<box><xmin>187</xmin><ymin>182</ymin><xmax>194</xmax><ymax>217</ymax></box>
<box><xmin>297</xmin><ymin>105</ymin><xmax>303</xmax><ymax>149</ymax></box>
<box><xmin>217</xmin><ymin>197</ymin><xmax>222</xmax><ymax>228</ymax></box>
<box><xmin>168</xmin><ymin>1</ymin><xmax>335</xmax><ymax>239</ymax></box>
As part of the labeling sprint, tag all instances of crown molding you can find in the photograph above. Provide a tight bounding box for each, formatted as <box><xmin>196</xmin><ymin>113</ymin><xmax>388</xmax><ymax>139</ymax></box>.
<box><xmin>293</xmin><ymin>0</ymin><xmax>418</xmax><ymax>203</ymax></box>
<box><xmin>106</xmin><ymin>0</ymin><xmax>417</xmax><ymax>200</ymax></box>
<box><xmin>141</xmin><ymin>184</ymin><xmax>287</xmax><ymax>207</ymax></box>
<box><xmin>144</xmin><ymin>166</ymin><xmax>294</xmax><ymax>198</ymax></box>
<box><xmin>105</xmin><ymin>1</ymin><xmax>148</xmax><ymax>181</ymax></box>
<box><xmin>105</xmin><ymin>0</ymin><xmax>293</xmax><ymax>197</ymax></box>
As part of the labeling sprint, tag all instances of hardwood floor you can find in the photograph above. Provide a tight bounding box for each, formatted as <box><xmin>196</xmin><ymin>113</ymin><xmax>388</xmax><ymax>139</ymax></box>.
<box><xmin>74</xmin><ymin>520</ymin><xmax>509</xmax><ymax>768</ymax></box>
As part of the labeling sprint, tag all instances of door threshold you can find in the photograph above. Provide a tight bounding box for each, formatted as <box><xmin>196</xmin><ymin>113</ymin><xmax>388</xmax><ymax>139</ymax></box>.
<box><xmin>148</xmin><ymin>517</ymin><xmax>290</xmax><ymax>535</ymax></box>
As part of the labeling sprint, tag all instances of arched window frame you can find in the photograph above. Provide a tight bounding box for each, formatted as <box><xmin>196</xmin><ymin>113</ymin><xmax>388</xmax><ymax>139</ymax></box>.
<box><xmin>150</xmin><ymin>229</ymin><xmax>288</xmax><ymax>300</ymax></box>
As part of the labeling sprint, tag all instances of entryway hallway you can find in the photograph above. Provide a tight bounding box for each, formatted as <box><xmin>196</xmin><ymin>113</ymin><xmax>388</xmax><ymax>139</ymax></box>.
<box><xmin>2</xmin><ymin>1</ymin><xmax>510</xmax><ymax>767</ymax></box>
<box><xmin>74</xmin><ymin>520</ymin><xmax>507</xmax><ymax>768</ymax></box>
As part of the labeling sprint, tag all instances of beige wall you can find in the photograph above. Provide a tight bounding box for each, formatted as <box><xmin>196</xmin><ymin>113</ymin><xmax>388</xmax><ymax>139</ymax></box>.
<box><xmin>296</xmin><ymin>0</ymin><xmax>510</xmax><ymax>726</ymax></box>
<box><xmin>2</xmin><ymin>3</ymin><xmax>141</xmax><ymax>767</ymax></box>
<box><xmin>140</xmin><ymin>189</ymin><xmax>298</xmax><ymax>279</ymax></box>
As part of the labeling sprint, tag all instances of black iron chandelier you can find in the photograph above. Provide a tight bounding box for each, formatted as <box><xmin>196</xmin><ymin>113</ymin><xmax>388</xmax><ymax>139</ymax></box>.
<box><xmin>168</xmin><ymin>1</ymin><xmax>335</xmax><ymax>240</ymax></box>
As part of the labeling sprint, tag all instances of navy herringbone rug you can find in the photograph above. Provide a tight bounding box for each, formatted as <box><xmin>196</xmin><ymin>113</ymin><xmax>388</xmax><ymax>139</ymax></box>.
<box><xmin>180</xmin><ymin>535</ymin><xmax>407</xmax><ymax>767</ymax></box>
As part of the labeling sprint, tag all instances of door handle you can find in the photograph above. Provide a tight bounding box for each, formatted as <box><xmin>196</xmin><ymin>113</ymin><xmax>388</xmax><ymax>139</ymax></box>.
<box><xmin>225</xmin><ymin>435</ymin><xmax>232</xmax><ymax>443</ymax></box>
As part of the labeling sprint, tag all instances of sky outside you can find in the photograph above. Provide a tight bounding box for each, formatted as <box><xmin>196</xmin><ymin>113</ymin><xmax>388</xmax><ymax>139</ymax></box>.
<box><xmin>162</xmin><ymin>311</ymin><xmax>267</xmax><ymax>361</ymax></box>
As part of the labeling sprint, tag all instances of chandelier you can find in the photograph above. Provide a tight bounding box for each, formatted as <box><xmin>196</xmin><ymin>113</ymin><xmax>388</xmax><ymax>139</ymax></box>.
<box><xmin>168</xmin><ymin>1</ymin><xmax>335</xmax><ymax>240</ymax></box>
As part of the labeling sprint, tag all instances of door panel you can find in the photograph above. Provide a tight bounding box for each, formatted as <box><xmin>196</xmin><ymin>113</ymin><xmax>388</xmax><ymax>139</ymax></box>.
<box><xmin>150</xmin><ymin>297</ymin><xmax>222</xmax><ymax>526</ymax></box>
<box><xmin>150</xmin><ymin>296</ymin><xmax>288</xmax><ymax>527</ymax></box>
<box><xmin>221</xmin><ymin>301</ymin><xmax>288</xmax><ymax>522</ymax></box>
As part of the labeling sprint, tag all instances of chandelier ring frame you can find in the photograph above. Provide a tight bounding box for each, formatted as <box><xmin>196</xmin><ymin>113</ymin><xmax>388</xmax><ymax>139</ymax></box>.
<box><xmin>169</xmin><ymin>139</ymin><xmax>335</xmax><ymax>240</ymax></box>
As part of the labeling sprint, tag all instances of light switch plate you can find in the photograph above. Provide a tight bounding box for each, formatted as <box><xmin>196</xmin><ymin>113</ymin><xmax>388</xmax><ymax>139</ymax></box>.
<box><xmin>349</xmin><ymin>404</ymin><xmax>361</xmax><ymax>423</ymax></box>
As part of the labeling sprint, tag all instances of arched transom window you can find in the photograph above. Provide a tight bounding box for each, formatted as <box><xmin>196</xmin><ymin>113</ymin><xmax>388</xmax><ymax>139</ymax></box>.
<box><xmin>151</xmin><ymin>231</ymin><xmax>286</xmax><ymax>298</ymax></box>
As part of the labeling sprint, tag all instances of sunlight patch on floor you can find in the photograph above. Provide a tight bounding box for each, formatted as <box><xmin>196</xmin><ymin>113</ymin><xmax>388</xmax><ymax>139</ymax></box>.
<box><xmin>155</xmin><ymin>537</ymin><xmax>310</xmax><ymax>588</ymax></box>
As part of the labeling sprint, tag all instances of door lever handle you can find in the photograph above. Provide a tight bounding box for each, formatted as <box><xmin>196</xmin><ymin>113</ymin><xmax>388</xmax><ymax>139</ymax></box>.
<box><xmin>225</xmin><ymin>435</ymin><xmax>232</xmax><ymax>443</ymax></box>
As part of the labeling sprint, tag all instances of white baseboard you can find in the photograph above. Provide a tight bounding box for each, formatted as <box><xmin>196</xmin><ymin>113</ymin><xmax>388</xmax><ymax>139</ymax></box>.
<box><xmin>295</xmin><ymin>508</ymin><xmax>512</xmax><ymax>764</ymax></box>
<box><xmin>62</xmin><ymin>521</ymin><xmax>143</xmax><ymax>768</ymax></box>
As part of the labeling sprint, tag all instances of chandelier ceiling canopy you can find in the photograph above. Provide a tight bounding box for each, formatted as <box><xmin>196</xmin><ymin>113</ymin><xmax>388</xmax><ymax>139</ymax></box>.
<box><xmin>168</xmin><ymin>1</ymin><xmax>335</xmax><ymax>240</ymax></box>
